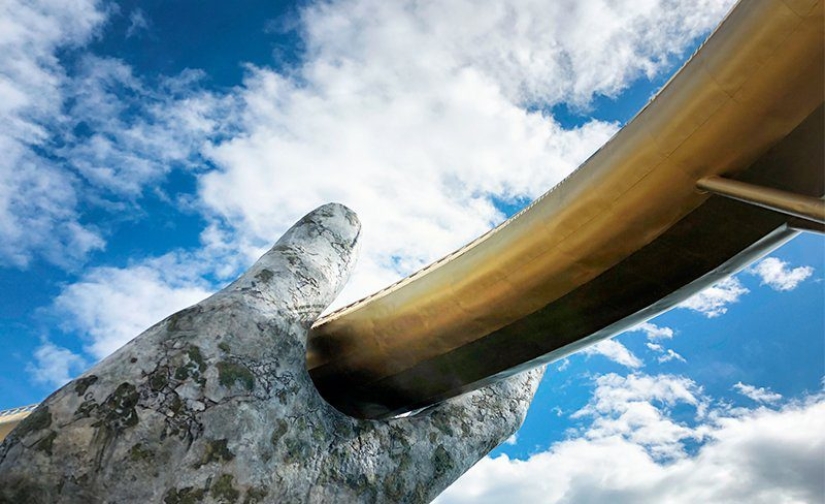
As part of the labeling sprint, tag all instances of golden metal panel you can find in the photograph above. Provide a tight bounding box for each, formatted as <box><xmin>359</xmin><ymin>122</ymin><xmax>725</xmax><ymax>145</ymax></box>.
<box><xmin>697</xmin><ymin>177</ymin><xmax>825</xmax><ymax>223</ymax></box>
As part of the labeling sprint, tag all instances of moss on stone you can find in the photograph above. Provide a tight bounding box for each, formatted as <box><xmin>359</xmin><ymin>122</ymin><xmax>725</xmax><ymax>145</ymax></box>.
<box><xmin>15</xmin><ymin>406</ymin><xmax>51</xmax><ymax>438</ymax></box>
<box><xmin>74</xmin><ymin>375</ymin><xmax>98</xmax><ymax>396</ymax></box>
<box><xmin>166</xmin><ymin>312</ymin><xmax>183</xmax><ymax>333</ymax></box>
<box><xmin>270</xmin><ymin>419</ymin><xmax>288</xmax><ymax>446</ymax></box>
<box><xmin>255</xmin><ymin>269</ymin><xmax>274</xmax><ymax>283</ymax></box>
<box><xmin>187</xmin><ymin>347</ymin><xmax>207</xmax><ymax>372</ymax></box>
<box><xmin>242</xmin><ymin>486</ymin><xmax>269</xmax><ymax>504</ymax></box>
<box><xmin>149</xmin><ymin>371</ymin><xmax>169</xmax><ymax>392</ymax></box>
<box><xmin>34</xmin><ymin>431</ymin><xmax>58</xmax><ymax>455</ymax></box>
<box><xmin>98</xmin><ymin>382</ymin><xmax>140</xmax><ymax>430</ymax></box>
<box><xmin>283</xmin><ymin>437</ymin><xmax>310</xmax><ymax>464</ymax></box>
<box><xmin>168</xmin><ymin>393</ymin><xmax>183</xmax><ymax>415</ymax></box>
<box><xmin>175</xmin><ymin>346</ymin><xmax>208</xmax><ymax>381</ymax></box>
<box><xmin>211</xmin><ymin>474</ymin><xmax>240</xmax><ymax>503</ymax></box>
<box><xmin>74</xmin><ymin>399</ymin><xmax>99</xmax><ymax>419</ymax></box>
<box><xmin>164</xmin><ymin>486</ymin><xmax>205</xmax><ymax>504</ymax></box>
<box><xmin>174</xmin><ymin>366</ymin><xmax>191</xmax><ymax>381</ymax></box>
<box><xmin>218</xmin><ymin>342</ymin><xmax>231</xmax><ymax>353</ymax></box>
<box><xmin>432</xmin><ymin>445</ymin><xmax>454</xmax><ymax>477</ymax></box>
<box><xmin>217</xmin><ymin>362</ymin><xmax>254</xmax><ymax>391</ymax></box>
<box><xmin>383</xmin><ymin>472</ymin><xmax>405</xmax><ymax>502</ymax></box>
<box><xmin>129</xmin><ymin>443</ymin><xmax>153</xmax><ymax>462</ymax></box>
<box><xmin>431</xmin><ymin>413</ymin><xmax>454</xmax><ymax>436</ymax></box>
<box><xmin>311</xmin><ymin>422</ymin><xmax>327</xmax><ymax>443</ymax></box>
<box><xmin>195</xmin><ymin>439</ymin><xmax>234</xmax><ymax>468</ymax></box>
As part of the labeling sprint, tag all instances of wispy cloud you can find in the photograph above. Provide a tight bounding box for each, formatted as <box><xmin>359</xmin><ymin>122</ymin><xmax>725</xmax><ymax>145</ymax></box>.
<box><xmin>733</xmin><ymin>382</ymin><xmax>782</xmax><ymax>404</ymax></box>
<box><xmin>125</xmin><ymin>8</ymin><xmax>149</xmax><ymax>38</ymax></box>
<box><xmin>658</xmin><ymin>349</ymin><xmax>686</xmax><ymax>364</ymax></box>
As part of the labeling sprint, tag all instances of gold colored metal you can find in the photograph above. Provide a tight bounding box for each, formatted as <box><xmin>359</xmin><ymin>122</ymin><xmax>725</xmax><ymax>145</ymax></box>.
<box><xmin>0</xmin><ymin>405</ymin><xmax>36</xmax><ymax>442</ymax></box>
<box><xmin>308</xmin><ymin>0</ymin><xmax>825</xmax><ymax>419</ymax></box>
<box><xmin>697</xmin><ymin>176</ymin><xmax>825</xmax><ymax>223</ymax></box>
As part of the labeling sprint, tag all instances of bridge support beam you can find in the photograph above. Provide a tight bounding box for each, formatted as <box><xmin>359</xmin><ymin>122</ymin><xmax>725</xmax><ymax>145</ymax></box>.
<box><xmin>697</xmin><ymin>176</ymin><xmax>825</xmax><ymax>225</ymax></box>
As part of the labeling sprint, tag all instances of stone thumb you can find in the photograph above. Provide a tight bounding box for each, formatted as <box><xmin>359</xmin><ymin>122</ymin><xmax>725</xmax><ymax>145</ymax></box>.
<box><xmin>225</xmin><ymin>203</ymin><xmax>361</xmax><ymax>322</ymax></box>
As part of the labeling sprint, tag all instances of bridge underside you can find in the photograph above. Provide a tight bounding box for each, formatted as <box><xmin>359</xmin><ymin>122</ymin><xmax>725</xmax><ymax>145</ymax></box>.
<box><xmin>308</xmin><ymin>0</ymin><xmax>825</xmax><ymax>419</ymax></box>
<box><xmin>314</xmin><ymin>106</ymin><xmax>823</xmax><ymax>417</ymax></box>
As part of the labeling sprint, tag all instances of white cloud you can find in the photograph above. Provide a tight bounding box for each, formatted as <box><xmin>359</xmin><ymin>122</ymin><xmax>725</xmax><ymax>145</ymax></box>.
<box><xmin>0</xmin><ymin>0</ymin><xmax>107</xmax><ymax>267</ymax></box>
<box><xmin>299</xmin><ymin>0</ymin><xmax>734</xmax><ymax>108</ymax></box>
<box><xmin>437</xmin><ymin>376</ymin><xmax>825</xmax><ymax>504</ymax></box>
<box><xmin>63</xmin><ymin>58</ymin><xmax>240</xmax><ymax>197</ymax></box>
<box><xmin>125</xmin><ymin>8</ymin><xmax>149</xmax><ymax>38</ymax></box>
<box><xmin>583</xmin><ymin>339</ymin><xmax>643</xmax><ymax>368</ymax></box>
<box><xmin>0</xmin><ymin>1</ymin><xmax>237</xmax><ymax>269</ymax></box>
<box><xmin>658</xmin><ymin>348</ymin><xmax>686</xmax><ymax>364</ymax></box>
<box><xmin>26</xmin><ymin>342</ymin><xmax>87</xmax><ymax>388</ymax></box>
<box><xmin>733</xmin><ymin>382</ymin><xmax>782</xmax><ymax>405</ymax></box>
<box><xmin>53</xmin><ymin>252</ymin><xmax>216</xmax><ymax>359</ymax></box>
<box><xmin>679</xmin><ymin>277</ymin><xmax>749</xmax><ymax>318</ymax></box>
<box><xmin>749</xmin><ymin>257</ymin><xmax>814</xmax><ymax>292</ymax></box>
<box><xmin>198</xmin><ymin>0</ymin><xmax>735</xmax><ymax>307</ymax></box>
<box><xmin>645</xmin><ymin>339</ymin><xmax>686</xmax><ymax>364</ymax></box>
<box><xmin>629</xmin><ymin>321</ymin><xmax>674</xmax><ymax>340</ymax></box>
<box><xmin>634</xmin><ymin>322</ymin><xmax>685</xmax><ymax>363</ymax></box>
<box><xmin>8</xmin><ymin>0</ymin><xmax>738</xmax><ymax>407</ymax></box>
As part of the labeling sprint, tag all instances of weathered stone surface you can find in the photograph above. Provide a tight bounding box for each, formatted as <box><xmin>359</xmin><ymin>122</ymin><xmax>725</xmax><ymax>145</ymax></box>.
<box><xmin>0</xmin><ymin>203</ymin><xmax>543</xmax><ymax>504</ymax></box>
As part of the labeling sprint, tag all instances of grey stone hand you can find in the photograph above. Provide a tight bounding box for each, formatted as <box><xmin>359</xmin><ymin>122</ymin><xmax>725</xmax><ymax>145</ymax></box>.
<box><xmin>0</xmin><ymin>203</ymin><xmax>544</xmax><ymax>504</ymax></box>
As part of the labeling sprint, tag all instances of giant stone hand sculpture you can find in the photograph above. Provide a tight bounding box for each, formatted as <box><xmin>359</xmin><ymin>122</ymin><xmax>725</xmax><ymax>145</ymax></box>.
<box><xmin>0</xmin><ymin>204</ymin><xmax>543</xmax><ymax>504</ymax></box>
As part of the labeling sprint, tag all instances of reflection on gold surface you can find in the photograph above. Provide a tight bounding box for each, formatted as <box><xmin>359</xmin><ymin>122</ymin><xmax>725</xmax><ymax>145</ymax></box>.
<box><xmin>309</xmin><ymin>0</ymin><xmax>825</xmax><ymax>419</ymax></box>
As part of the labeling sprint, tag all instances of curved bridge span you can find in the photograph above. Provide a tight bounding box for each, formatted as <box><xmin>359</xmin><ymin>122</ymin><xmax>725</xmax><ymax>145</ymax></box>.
<box><xmin>307</xmin><ymin>0</ymin><xmax>825</xmax><ymax>419</ymax></box>
<box><xmin>0</xmin><ymin>1</ymin><xmax>822</xmax><ymax>439</ymax></box>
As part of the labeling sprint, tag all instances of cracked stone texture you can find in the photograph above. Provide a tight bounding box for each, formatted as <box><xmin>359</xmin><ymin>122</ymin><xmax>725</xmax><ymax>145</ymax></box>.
<box><xmin>0</xmin><ymin>203</ymin><xmax>544</xmax><ymax>504</ymax></box>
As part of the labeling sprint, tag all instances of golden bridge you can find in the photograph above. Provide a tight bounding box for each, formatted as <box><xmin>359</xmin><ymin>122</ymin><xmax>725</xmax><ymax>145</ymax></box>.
<box><xmin>2</xmin><ymin>0</ymin><xmax>823</xmax><ymax>437</ymax></box>
<box><xmin>307</xmin><ymin>0</ymin><xmax>824</xmax><ymax>419</ymax></box>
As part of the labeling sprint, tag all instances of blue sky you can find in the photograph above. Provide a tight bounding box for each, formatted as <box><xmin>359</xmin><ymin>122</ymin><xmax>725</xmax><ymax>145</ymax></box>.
<box><xmin>1</xmin><ymin>0</ymin><xmax>822</xmax><ymax>502</ymax></box>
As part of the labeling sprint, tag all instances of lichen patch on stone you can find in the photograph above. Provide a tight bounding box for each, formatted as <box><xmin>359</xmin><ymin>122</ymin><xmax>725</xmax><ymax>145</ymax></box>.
<box><xmin>217</xmin><ymin>361</ymin><xmax>255</xmax><ymax>391</ymax></box>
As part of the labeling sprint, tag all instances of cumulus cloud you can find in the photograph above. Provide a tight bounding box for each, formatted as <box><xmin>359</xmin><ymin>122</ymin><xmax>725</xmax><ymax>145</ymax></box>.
<box><xmin>7</xmin><ymin>0</ymin><xmax>738</xmax><ymax>336</ymax></box>
<box><xmin>749</xmin><ymin>257</ymin><xmax>814</xmax><ymax>292</ymax></box>
<box><xmin>583</xmin><ymin>339</ymin><xmax>643</xmax><ymax>368</ymax></box>
<box><xmin>199</xmin><ymin>0</ymin><xmax>736</xmax><ymax>307</ymax></box>
<box><xmin>676</xmin><ymin>258</ymin><xmax>814</xmax><ymax>319</ymax></box>
<box><xmin>26</xmin><ymin>342</ymin><xmax>87</xmax><ymax>388</ymax></box>
<box><xmin>679</xmin><ymin>277</ymin><xmax>749</xmax><ymax>318</ymax></box>
<box><xmin>437</xmin><ymin>375</ymin><xmax>825</xmax><ymax>504</ymax></box>
<box><xmin>52</xmin><ymin>252</ymin><xmax>216</xmax><ymax>359</ymax></box>
<box><xmin>12</xmin><ymin>0</ymin><xmax>738</xmax><ymax>402</ymax></box>
<box><xmin>733</xmin><ymin>382</ymin><xmax>782</xmax><ymax>405</ymax></box>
